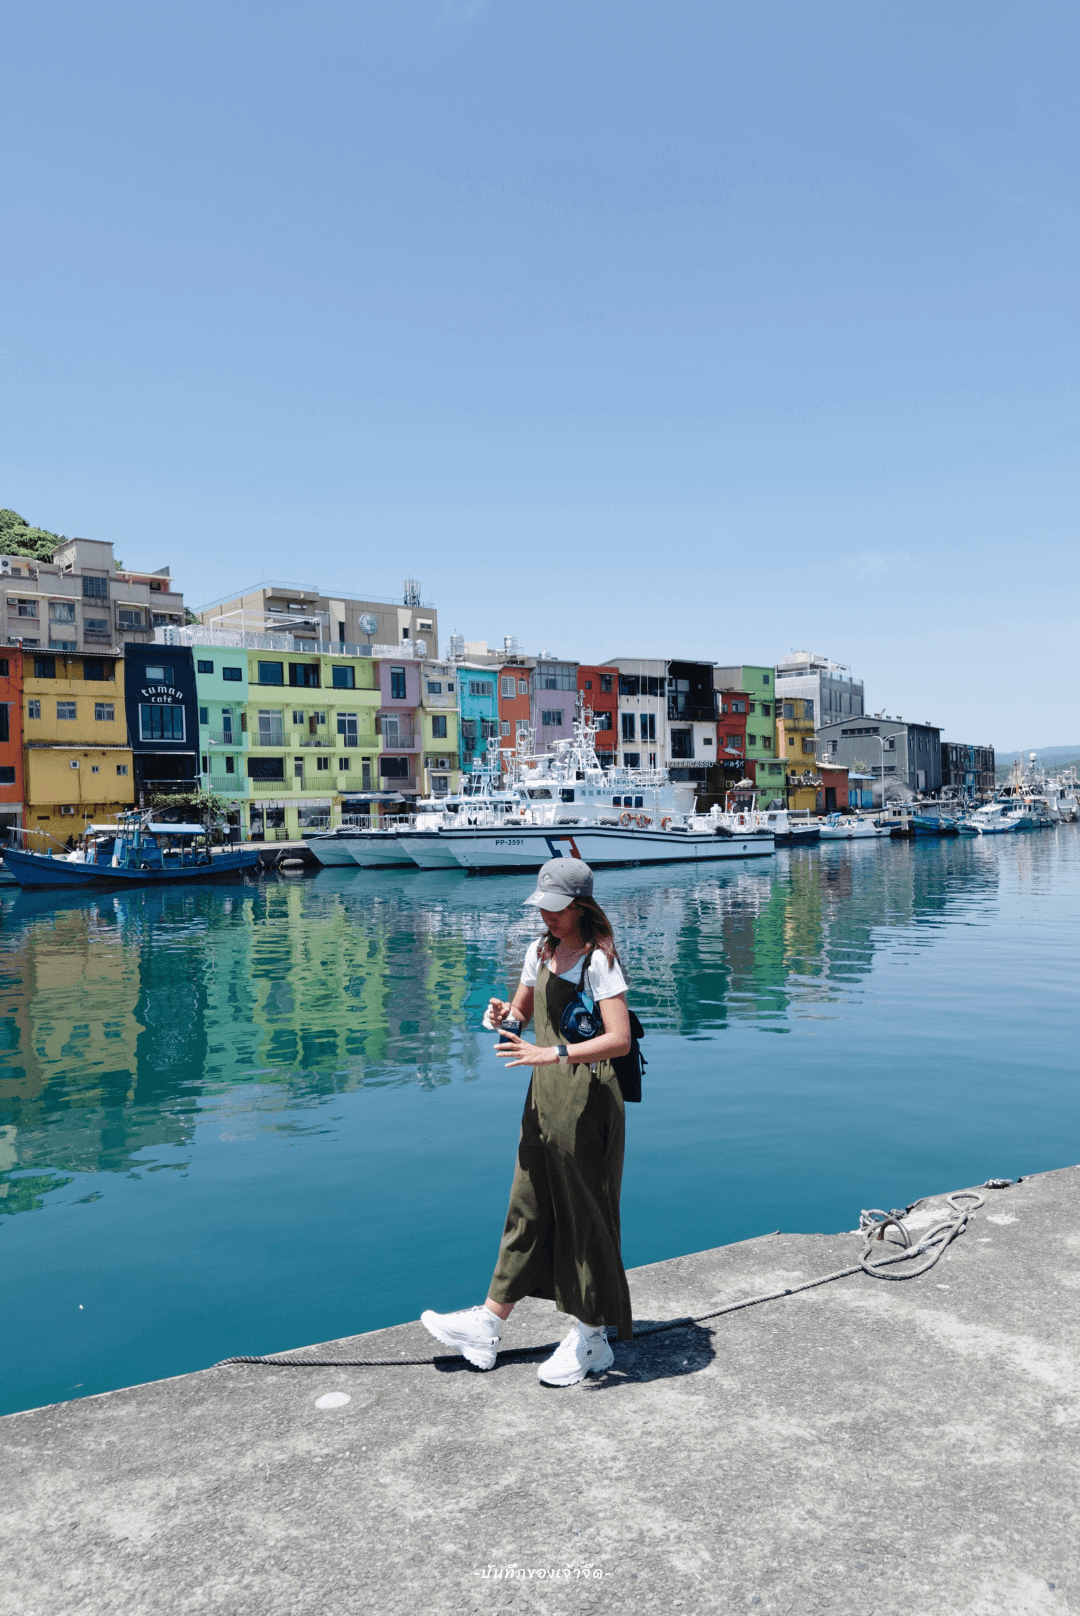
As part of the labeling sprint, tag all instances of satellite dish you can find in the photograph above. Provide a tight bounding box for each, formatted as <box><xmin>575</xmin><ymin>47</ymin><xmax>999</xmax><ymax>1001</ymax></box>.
<box><xmin>359</xmin><ymin>614</ymin><xmax>379</xmax><ymax>636</ymax></box>
<box><xmin>414</xmin><ymin>639</ymin><xmax>427</xmax><ymax>658</ymax></box>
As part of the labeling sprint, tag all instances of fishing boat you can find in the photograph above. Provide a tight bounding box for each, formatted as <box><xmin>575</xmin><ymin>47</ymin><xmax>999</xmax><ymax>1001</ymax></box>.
<box><xmin>967</xmin><ymin>803</ymin><xmax>1017</xmax><ymax>835</ymax></box>
<box><xmin>911</xmin><ymin>810</ymin><xmax>961</xmax><ymax>835</ymax></box>
<box><xmin>2</xmin><ymin>814</ymin><xmax>259</xmax><ymax>888</ymax></box>
<box><xmin>817</xmin><ymin>814</ymin><xmax>891</xmax><ymax>841</ymax></box>
<box><xmin>436</xmin><ymin>811</ymin><xmax>774</xmax><ymax>871</ymax></box>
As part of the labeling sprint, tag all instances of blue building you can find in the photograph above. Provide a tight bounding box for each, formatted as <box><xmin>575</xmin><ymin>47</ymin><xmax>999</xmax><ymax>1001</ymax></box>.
<box><xmin>123</xmin><ymin>643</ymin><xmax>199</xmax><ymax>804</ymax></box>
<box><xmin>456</xmin><ymin>665</ymin><xmax>499</xmax><ymax>777</ymax></box>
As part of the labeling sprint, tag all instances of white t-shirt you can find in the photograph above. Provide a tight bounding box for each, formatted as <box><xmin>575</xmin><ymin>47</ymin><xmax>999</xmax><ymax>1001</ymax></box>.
<box><xmin>520</xmin><ymin>938</ymin><xmax>628</xmax><ymax>1001</ymax></box>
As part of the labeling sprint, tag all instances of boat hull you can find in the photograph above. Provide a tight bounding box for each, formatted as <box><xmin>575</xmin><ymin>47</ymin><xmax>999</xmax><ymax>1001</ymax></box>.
<box><xmin>394</xmin><ymin>834</ymin><xmax>464</xmax><ymax>869</ymax></box>
<box><xmin>334</xmin><ymin>834</ymin><xmax>414</xmax><ymax>868</ymax></box>
<box><xmin>2</xmin><ymin>846</ymin><xmax>260</xmax><ymax>888</ymax></box>
<box><xmin>818</xmin><ymin>822</ymin><xmax>890</xmax><ymax>840</ymax></box>
<box><xmin>441</xmin><ymin>824</ymin><xmax>775</xmax><ymax>870</ymax></box>
<box><xmin>303</xmin><ymin>835</ymin><xmax>364</xmax><ymax>867</ymax></box>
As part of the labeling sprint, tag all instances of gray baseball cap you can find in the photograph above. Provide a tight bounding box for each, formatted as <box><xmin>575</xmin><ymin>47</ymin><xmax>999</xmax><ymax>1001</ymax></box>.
<box><xmin>523</xmin><ymin>857</ymin><xmax>594</xmax><ymax>912</ymax></box>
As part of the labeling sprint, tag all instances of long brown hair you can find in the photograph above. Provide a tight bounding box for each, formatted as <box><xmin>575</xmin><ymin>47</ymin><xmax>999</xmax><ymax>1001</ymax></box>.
<box><xmin>539</xmin><ymin>895</ymin><xmax>619</xmax><ymax>968</ymax></box>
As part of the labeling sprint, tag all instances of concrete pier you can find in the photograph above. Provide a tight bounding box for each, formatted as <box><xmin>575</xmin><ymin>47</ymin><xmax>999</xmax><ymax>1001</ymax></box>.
<box><xmin>3</xmin><ymin>1167</ymin><xmax>1077</xmax><ymax>1615</ymax></box>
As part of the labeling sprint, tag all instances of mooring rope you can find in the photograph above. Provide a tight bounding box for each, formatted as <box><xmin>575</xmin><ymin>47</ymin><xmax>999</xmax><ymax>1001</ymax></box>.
<box><xmin>215</xmin><ymin>1187</ymin><xmax>990</xmax><ymax>1370</ymax></box>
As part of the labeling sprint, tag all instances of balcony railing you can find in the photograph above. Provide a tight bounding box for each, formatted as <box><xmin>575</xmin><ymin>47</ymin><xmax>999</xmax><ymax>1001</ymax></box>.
<box><xmin>206</xmin><ymin>729</ymin><xmax>242</xmax><ymax>747</ymax></box>
<box><xmin>336</xmin><ymin>776</ymin><xmax>376</xmax><ymax>792</ymax></box>
<box><xmin>207</xmin><ymin>775</ymin><xmax>246</xmax><ymax>794</ymax></box>
<box><xmin>249</xmin><ymin>777</ymin><xmax>292</xmax><ymax>793</ymax></box>
<box><xmin>299</xmin><ymin>736</ymin><xmax>334</xmax><ymax>748</ymax></box>
<box><xmin>251</xmin><ymin>732</ymin><xmax>287</xmax><ymax>748</ymax></box>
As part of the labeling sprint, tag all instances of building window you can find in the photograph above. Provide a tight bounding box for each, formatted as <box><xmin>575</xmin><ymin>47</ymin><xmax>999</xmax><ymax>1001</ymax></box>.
<box><xmin>0</xmin><ymin>766</ymin><xmax>15</xmax><ymax>784</ymax></box>
<box><xmin>725</xmin><ymin>735</ymin><xmax>742</xmax><ymax>751</ymax></box>
<box><xmin>225</xmin><ymin>756</ymin><xmax>236</xmax><ymax>774</ymax></box>
<box><xmin>337</xmin><ymin>713</ymin><xmax>359</xmax><ymax>746</ymax></box>
<box><xmin>427</xmin><ymin>680</ymin><xmax>443</xmax><ymax>694</ymax></box>
<box><xmin>583</xmin><ymin>679</ymin><xmax>592</xmax><ymax>690</ymax></box>
<box><xmin>516</xmin><ymin>719</ymin><xmax>529</xmax><ymax>737</ymax></box>
<box><xmin>27</xmin><ymin>699</ymin><xmax>41</xmax><ymax>719</ymax></box>
<box><xmin>431</xmin><ymin>715</ymin><xmax>448</xmax><ymax>739</ymax></box>
<box><xmin>289</xmin><ymin>662</ymin><xmax>320</xmax><ymax>688</ymax></box>
<box><xmin>518</xmin><ymin>679</ymin><xmax>528</xmax><ymax>695</ymax></box>
<box><xmin>57</xmin><ymin>701</ymin><xmax>77</xmax><ymax>720</ymax></box>
<box><xmin>197</xmin><ymin>660</ymin><xmax>214</xmax><ymax>674</ymax></box>
<box><xmin>116</xmin><ymin>763</ymin><xmax>129</xmax><ymax>777</ymax></box>
<box><xmin>0</xmin><ymin>708</ymin><xmax>7</xmax><ymax>743</ymax></box>
<box><xmin>94</xmin><ymin>702</ymin><xmax>115</xmax><ymax>722</ymax></box>
<box><xmin>501</xmin><ymin>719</ymin><xmax>511</xmax><ymax>737</ymax></box>
<box><xmin>247</xmin><ymin>757</ymin><xmax>285</xmax><ymax>782</ymax></box>
<box><xmin>802</xmin><ymin>738</ymin><xmax>815</xmax><ymax>754</ymax></box>
<box><xmin>0</xmin><ymin>660</ymin><xmax>7</xmax><ymax>676</ymax></box>
<box><xmin>33</xmin><ymin>657</ymin><xmax>56</xmax><ymax>679</ymax></box>
<box><xmin>82</xmin><ymin>659</ymin><xmax>109</xmax><ymax>680</ymax></box>
<box><xmin>595</xmin><ymin>712</ymin><xmax>612</xmax><ymax>730</ymax></box>
<box><xmin>60</xmin><ymin>805</ymin><xmax>75</xmax><ymax>816</ymax></box>
<box><xmin>380</xmin><ymin>756</ymin><xmax>410</xmax><ymax>778</ymax></box>
<box><xmin>600</xmin><ymin>674</ymin><xmax>613</xmax><ymax>693</ymax></box>
<box><xmin>258</xmin><ymin>661</ymin><xmax>284</xmax><ymax>685</ymax></box>
<box><xmin>145</xmin><ymin>664</ymin><xmax>173</xmax><ymax>683</ymax></box>
<box><xmin>761</xmin><ymin>737</ymin><xmax>772</xmax><ymax>750</ymax></box>
<box><xmin>623</xmin><ymin>752</ymin><xmax>640</xmax><ymax>768</ymax></box>
<box><xmin>257</xmin><ymin>710</ymin><xmax>284</xmax><ymax>745</ymax></box>
<box><xmin>140</xmin><ymin>704</ymin><xmax>186</xmax><ymax>741</ymax></box>
<box><xmin>469</xmin><ymin>680</ymin><xmax>493</xmax><ymax>698</ymax></box>
<box><xmin>762</xmin><ymin>672</ymin><xmax>770</xmax><ymax>685</ymax></box>
<box><xmin>669</xmin><ymin>729</ymin><xmax>694</xmax><ymax>759</ymax></box>
<box><xmin>294</xmin><ymin>758</ymin><xmax>304</xmax><ymax>777</ymax></box>
<box><xmin>542</xmin><ymin>710</ymin><xmax>564</xmax><ymax>728</ymax></box>
<box><xmin>769</xmin><ymin>762</ymin><xmax>782</xmax><ymax>774</ymax></box>
<box><xmin>82</xmin><ymin>575</ymin><xmax>109</xmax><ymax>599</ymax></box>
<box><xmin>747</xmin><ymin>733</ymin><xmax>757</xmax><ymax>746</ymax></box>
<box><xmin>621</xmin><ymin>713</ymin><xmax>636</xmax><ymax>742</ymax></box>
<box><xmin>50</xmin><ymin>602</ymin><xmax>76</xmax><ymax>624</ymax></box>
<box><xmin>760</xmin><ymin>702</ymin><xmax>771</xmax><ymax>717</ymax></box>
<box><xmin>501</xmin><ymin>677</ymin><xmax>516</xmax><ymax>698</ymax></box>
<box><xmin>199</xmin><ymin>706</ymin><xmax>210</xmax><ymax>725</ymax></box>
<box><xmin>17</xmin><ymin>600</ymin><xmax>38</xmax><ymax>618</ymax></box>
<box><xmin>390</xmin><ymin>666</ymin><xmax>407</xmax><ymax>699</ymax></box>
<box><xmin>332</xmin><ymin>666</ymin><xmax>356</xmax><ymax>689</ymax></box>
<box><xmin>640</xmin><ymin>713</ymin><xmax>656</xmax><ymax>741</ymax></box>
<box><xmin>338</xmin><ymin>756</ymin><xmax>351</xmax><ymax>771</ymax></box>
<box><xmin>317</xmin><ymin>756</ymin><xmax>330</xmax><ymax>771</ymax></box>
<box><xmin>222</xmin><ymin>666</ymin><xmax>242</xmax><ymax>682</ymax></box>
<box><xmin>291</xmin><ymin>710</ymin><xmax>305</xmax><ymax>725</ymax></box>
<box><xmin>118</xmin><ymin>609</ymin><xmax>144</xmax><ymax>631</ymax></box>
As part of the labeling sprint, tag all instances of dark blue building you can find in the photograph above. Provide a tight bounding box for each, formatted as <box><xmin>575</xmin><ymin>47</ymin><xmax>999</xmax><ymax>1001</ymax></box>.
<box><xmin>123</xmin><ymin>644</ymin><xmax>199</xmax><ymax>803</ymax></box>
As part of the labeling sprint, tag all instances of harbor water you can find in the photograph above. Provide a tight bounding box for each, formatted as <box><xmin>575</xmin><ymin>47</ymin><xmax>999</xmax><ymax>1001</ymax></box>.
<box><xmin>2</xmin><ymin>830</ymin><xmax>1078</xmax><ymax>1417</ymax></box>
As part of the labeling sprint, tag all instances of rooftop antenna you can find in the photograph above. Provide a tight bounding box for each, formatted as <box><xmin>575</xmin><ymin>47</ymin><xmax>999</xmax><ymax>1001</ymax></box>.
<box><xmin>403</xmin><ymin>579</ymin><xmax>421</xmax><ymax>607</ymax></box>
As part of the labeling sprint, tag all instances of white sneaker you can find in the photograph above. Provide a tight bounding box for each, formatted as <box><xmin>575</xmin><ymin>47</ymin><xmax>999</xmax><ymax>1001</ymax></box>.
<box><xmin>420</xmin><ymin>1305</ymin><xmax>503</xmax><ymax>1370</ymax></box>
<box><xmin>537</xmin><ymin>1323</ymin><xmax>614</xmax><ymax>1387</ymax></box>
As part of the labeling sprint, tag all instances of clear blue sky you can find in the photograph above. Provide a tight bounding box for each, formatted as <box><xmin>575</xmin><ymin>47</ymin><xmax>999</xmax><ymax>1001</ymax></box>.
<box><xmin>4</xmin><ymin>1</ymin><xmax>1078</xmax><ymax>749</ymax></box>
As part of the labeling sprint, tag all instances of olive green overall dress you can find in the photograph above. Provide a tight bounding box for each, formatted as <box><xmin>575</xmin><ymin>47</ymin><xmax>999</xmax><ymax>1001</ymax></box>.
<box><xmin>488</xmin><ymin>960</ymin><xmax>634</xmax><ymax>1339</ymax></box>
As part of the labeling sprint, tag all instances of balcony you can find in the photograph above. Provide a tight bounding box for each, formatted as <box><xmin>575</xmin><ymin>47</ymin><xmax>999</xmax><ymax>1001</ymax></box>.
<box><xmin>207</xmin><ymin>775</ymin><xmax>246</xmax><ymax>794</ymax></box>
<box><xmin>206</xmin><ymin>729</ymin><xmax>242</xmax><ymax>747</ymax></box>
<box><xmin>83</xmin><ymin>629</ymin><xmax>113</xmax><ymax>646</ymax></box>
<box><xmin>667</xmin><ymin>698</ymin><xmax>717</xmax><ymax>722</ymax></box>
<box><xmin>299</xmin><ymin>736</ymin><xmax>334</xmax><ymax>748</ymax></box>
<box><xmin>249</xmin><ymin>777</ymin><xmax>292</xmax><ymax>794</ymax></box>
<box><xmin>251</xmin><ymin>731</ymin><xmax>288</xmax><ymax>748</ymax></box>
<box><xmin>335</xmin><ymin>776</ymin><xmax>376</xmax><ymax>793</ymax></box>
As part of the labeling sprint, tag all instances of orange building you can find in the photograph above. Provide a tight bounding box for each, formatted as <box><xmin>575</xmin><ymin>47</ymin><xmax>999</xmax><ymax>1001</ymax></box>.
<box><xmin>577</xmin><ymin>665</ymin><xmax>617</xmax><ymax>757</ymax></box>
<box><xmin>0</xmin><ymin>649</ymin><xmax>24</xmax><ymax>842</ymax></box>
<box><xmin>497</xmin><ymin>660</ymin><xmax>533</xmax><ymax>770</ymax></box>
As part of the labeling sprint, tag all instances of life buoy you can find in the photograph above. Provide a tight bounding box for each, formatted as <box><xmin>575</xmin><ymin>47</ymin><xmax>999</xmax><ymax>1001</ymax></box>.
<box><xmin>620</xmin><ymin>811</ymin><xmax>633</xmax><ymax>826</ymax></box>
<box><xmin>661</xmin><ymin>816</ymin><xmax>672</xmax><ymax>830</ymax></box>
<box><xmin>637</xmin><ymin>815</ymin><xmax>652</xmax><ymax>828</ymax></box>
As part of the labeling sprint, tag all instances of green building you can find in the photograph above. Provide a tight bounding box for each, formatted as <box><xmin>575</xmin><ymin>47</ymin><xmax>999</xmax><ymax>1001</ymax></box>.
<box><xmin>193</xmin><ymin>645</ymin><xmax>249</xmax><ymax>809</ymax></box>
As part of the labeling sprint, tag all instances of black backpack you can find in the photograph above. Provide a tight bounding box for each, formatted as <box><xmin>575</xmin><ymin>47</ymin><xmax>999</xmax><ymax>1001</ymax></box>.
<box><xmin>561</xmin><ymin>950</ymin><xmax>646</xmax><ymax>1104</ymax></box>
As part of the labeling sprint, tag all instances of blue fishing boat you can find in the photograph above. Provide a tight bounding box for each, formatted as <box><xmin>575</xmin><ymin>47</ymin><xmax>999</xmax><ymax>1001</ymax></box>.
<box><xmin>1</xmin><ymin>813</ymin><xmax>259</xmax><ymax>888</ymax></box>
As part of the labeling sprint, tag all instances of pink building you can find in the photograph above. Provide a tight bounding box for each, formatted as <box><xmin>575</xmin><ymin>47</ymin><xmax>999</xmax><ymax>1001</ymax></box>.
<box><xmin>377</xmin><ymin>657</ymin><xmax>422</xmax><ymax>798</ymax></box>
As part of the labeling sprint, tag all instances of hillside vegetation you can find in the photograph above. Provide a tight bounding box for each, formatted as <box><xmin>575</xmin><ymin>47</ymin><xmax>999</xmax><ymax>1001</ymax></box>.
<box><xmin>0</xmin><ymin>508</ymin><xmax>65</xmax><ymax>562</ymax></box>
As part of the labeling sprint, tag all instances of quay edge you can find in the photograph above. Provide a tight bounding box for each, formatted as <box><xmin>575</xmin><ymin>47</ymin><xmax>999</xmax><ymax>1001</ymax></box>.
<box><xmin>2</xmin><ymin>1164</ymin><xmax>1077</xmax><ymax>1614</ymax></box>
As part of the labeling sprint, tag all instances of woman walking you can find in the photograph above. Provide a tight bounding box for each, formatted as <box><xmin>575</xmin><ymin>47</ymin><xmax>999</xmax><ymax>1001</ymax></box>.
<box><xmin>421</xmin><ymin>857</ymin><xmax>633</xmax><ymax>1386</ymax></box>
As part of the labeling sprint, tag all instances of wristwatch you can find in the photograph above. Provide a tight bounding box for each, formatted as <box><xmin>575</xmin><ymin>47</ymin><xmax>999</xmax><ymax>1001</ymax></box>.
<box><xmin>556</xmin><ymin>1044</ymin><xmax>569</xmax><ymax>1065</ymax></box>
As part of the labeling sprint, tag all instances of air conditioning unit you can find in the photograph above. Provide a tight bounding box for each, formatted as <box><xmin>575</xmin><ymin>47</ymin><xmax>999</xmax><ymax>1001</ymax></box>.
<box><xmin>70</xmin><ymin>760</ymin><xmax>80</xmax><ymax>769</ymax></box>
<box><xmin>0</xmin><ymin>556</ymin><xmax>12</xmax><ymax>575</ymax></box>
<box><xmin>435</xmin><ymin>757</ymin><xmax>450</xmax><ymax>770</ymax></box>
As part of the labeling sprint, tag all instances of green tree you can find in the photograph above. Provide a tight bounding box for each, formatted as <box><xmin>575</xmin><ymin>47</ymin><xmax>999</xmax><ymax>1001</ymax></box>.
<box><xmin>0</xmin><ymin>508</ymin><xmax>66</xmax><ymax>562</ymax></box>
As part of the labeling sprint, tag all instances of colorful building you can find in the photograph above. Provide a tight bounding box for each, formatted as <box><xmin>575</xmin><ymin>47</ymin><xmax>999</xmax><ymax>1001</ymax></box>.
<box><xmin>716</xmin><ymin>688</ymin><xmax>749</xmax><ymax>790</ymax></box>
<box><xmin>122</xmin><ymin>644</ymin><xmax>199</xmax><ymax>805</ymax></box>
<box><xmin>530</xmin><ymin>659</ymin><xmax>578</xmax><ymax>754</ymax></box>
<box><xmin>776</xmin><ymin>696</ymin><xmax>819</xmax><ymax>811</ymax></box>
<box><xmin>193</xmin><ymin>646</ymin><xmax>249</xmax><ymax>808</ymax></box>
<box><xmin>577</xmin><ymin>666</ymin><xmax>617</xmax><ymax>758</ymax></box>
<box><xmin>242</xmin><ymin>648</ymin><xmax>381</xmax><ymax>839</ymax></box>
<box><xmin>377</xmin><ymin>655</ymin><xmax>423</xmax><ymax>799</ymax></box>
<box><xmin>497</xmin><ymin>660</ymin><xmax>534</xmax><ymax>770</ymax></box>
<box><xmin>0</xmin><ymin>650</ymin><xmax>25</xmax><ymax>842</ymax></box>
<box><xmin>22</xmin><ymin>650</ymin><xmax>134</xmax><ymax>846</ymax></box>
<box><xmin>457</xmin><ymin>665</ymin><xmax>500</xmax><ymax>776</ymax></box>
<box><xmin>419</xmin><ymin>660</ymin><xmax>460</xmax><ymax>797</ymax></box>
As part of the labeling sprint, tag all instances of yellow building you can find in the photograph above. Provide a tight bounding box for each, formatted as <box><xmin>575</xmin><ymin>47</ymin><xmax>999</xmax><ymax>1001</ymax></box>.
<box><xmin>22</xmin><ymin>651</ymin><xmax>134</xmax><ymax>848</ymax></box>
<box><xmin>776</xmin><ymin>697</ymin><xmax>820</xmax><ymax>812</ymax></box>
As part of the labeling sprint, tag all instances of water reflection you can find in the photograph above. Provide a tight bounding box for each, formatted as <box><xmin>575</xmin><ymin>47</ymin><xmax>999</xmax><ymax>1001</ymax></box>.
<box><xmin>0</xmin><ymin>835</ymin><xmax>1020</xmax><ymax>1216</ymax></box>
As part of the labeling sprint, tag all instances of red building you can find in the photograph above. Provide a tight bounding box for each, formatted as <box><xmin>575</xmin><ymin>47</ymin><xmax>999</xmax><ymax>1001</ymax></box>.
<box><xmin>817</xmin><ymin>765</ymin><xmax>849</xmax><ymax>814</ymax></box>
<box><xmin>0</xmin><ymin>649</ymin><xmax>24</xmax><ymax>841</ymax></box>
<box><xmin>577</xmin><ymin>666</ymin><xmax>617</xmax><ymax>757</ymax></box>
<box><xmin>716</xmin><ymin>689</ymin><xmax>750</xmax><ymax>785</ymax></box>
<box><xmin>497</xmin><ymin>661</ymin><xmax>533</xmax><ymax>770</ymax></box>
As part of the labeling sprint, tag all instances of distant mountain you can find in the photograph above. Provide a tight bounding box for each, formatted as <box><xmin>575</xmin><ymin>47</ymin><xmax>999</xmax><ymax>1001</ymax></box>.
<box><xmin>996</xmin><ymin>746</ymin><xmax>1080</xmax><ymax>778</ymax></box>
